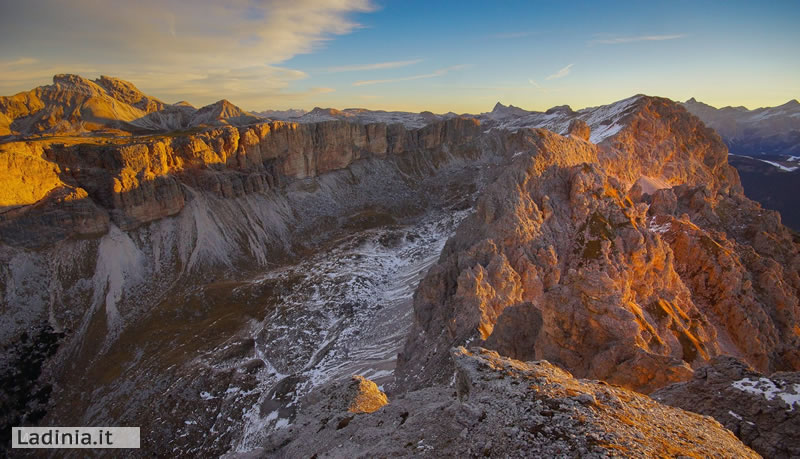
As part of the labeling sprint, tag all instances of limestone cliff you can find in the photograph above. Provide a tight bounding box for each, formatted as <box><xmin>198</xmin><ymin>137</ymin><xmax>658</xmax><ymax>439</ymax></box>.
<box><xmin>0</xmin><ymin>116</ymin><xmax>486</xmax><ymax>247</ymax></box>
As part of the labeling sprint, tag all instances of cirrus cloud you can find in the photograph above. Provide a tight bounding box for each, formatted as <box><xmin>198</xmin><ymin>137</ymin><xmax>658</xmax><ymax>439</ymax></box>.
<box><xmin>590</xmin><ymin>34</ymin><xmax>687</xmax><ymax>45</ymax></box>
<box><xmin>545</xmin><ymin>64</ymin><xmax>574</xmax><ymax>80</ymax></box>
<box><xmin>352</xmin><ymin>64</ymin><xmax>468</xmax><ymax>86</ymax></box>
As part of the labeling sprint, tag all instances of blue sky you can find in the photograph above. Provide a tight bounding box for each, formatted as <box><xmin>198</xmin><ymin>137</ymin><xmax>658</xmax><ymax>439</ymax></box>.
<box><xmin>0</xmin><ymin>0</ymin><xmax>798</xmax><ymax>112</ymax></box>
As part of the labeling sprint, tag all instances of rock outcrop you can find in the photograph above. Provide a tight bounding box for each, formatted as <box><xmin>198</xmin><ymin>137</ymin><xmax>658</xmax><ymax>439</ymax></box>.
<box><xmin>322</xmin><ymin>375</ymin><xmax>389</xmax><ymax>415</ymax></box>
<box><xmin>397</xmin><ymin>96</ymin><xmax>800</xmax><ymax>394</ymax></box>
<box><xmin>262</xmin><ymin>348</ymin><xmax>757</xmax><ymax>458</ymax></box>
<box><xmin>652</xmin><ymin>356</ymin><xmax>800</xmax><ymax>458</ymax></box>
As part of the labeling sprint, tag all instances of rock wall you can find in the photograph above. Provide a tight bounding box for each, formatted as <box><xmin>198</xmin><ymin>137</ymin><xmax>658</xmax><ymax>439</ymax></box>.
<box><xmin>0</xmin><ymin>117</ymin><xmax>486</xmax><ymax>247</ymax></box>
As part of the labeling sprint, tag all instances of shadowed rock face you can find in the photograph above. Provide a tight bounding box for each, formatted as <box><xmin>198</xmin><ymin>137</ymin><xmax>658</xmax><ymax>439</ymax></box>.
<box><xmin>396</xmin><ymin>97</ymin><xmax>800</xmax><ymax>394</ymax></box>
<box><xmin>652</xmin><ymin>356</ymin><xmax>800</xmax><ymax>459</ymax></box>
<box><xmin>262</xmin><ymin>348</ymin><xmax>758</xmax><ymax>458</ymax></box>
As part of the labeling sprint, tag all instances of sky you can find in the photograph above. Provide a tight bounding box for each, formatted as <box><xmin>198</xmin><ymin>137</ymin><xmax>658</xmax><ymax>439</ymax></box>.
<box><xmin>0</xmin><ymin>0</ymin><xmax>798</xmax><ymax>113</ymax></box>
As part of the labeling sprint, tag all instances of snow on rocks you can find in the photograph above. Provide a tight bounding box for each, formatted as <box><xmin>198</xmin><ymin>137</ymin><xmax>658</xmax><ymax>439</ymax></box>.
<box><xmin>731</xmin><ymin>377</ymin><xmax>800</xmax><ymax>411</ymax></box>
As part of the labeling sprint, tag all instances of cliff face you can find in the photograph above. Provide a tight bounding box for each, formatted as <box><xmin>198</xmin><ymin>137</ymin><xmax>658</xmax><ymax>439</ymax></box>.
<box><xmin>396</xmin><ymin>97</ymin><xmax>800</xmax><ymax>394</ymax></box>
<box><xmin>598</xmin><ymin>96</ymin><xmax>740</xmax><ymax>194</ymax></box>
<box><xmin>0</xmin><ymin>117</ymin><xmax>485</xmax><ymax>247</ymax></box>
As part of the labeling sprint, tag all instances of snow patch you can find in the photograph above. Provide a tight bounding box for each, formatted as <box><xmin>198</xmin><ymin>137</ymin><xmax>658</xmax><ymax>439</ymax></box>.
<box><xmin>757</xmin><ymin>159</ymin><xmax>798</xmax><ymax>172</ymax></box>
<box><xmin>648</xmin><ymin>218</ymin><xmax>672</xmax><ymax>234</ymax></box>
<box><xmin>731</xmin><ymin>377</ymin><xmax>800</xmax><ymax>411</ymax></box>
<box><xmin>589</xmin><ymin>123</ymin><xmax>623</xmax><ymax>143</ymax></box>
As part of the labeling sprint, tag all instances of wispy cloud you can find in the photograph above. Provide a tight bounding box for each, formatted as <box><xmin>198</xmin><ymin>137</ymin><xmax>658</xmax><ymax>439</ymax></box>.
<box><xmin>590</xmin><ymin>34</ymin><xmax>687</xmax><ymax>45</ymax></box>
<box><xmin>545</xmin><ymin>64</ymin><xmax>573</xmax><ymax>80</ymax></box>
<box><xmin>0</xmin><ymin>0</ymin><xmax>377</xmax><ymax>109</ymax></box>
<box><xmin>2</xmin><ymin>57</ymin><xmax>39</xmax><ymax>66</ymax></box>
<box><xmin>326</xmin><ymin>59</ymin><xmax>422</xmax><ymax>73</ymax></box>
<box><xmin>528</xmin><ymin>79</ymin><xmax>541</xmax><ymax>88</ymax></box>
<box><xmin>352</xmin><ymin>65</ymin><xmax>467</xmax><ymax>86</ymax></box>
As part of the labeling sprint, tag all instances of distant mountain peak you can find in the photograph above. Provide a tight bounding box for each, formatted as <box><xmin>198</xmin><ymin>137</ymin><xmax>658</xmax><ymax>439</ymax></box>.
<box><xmin>490</xmin><ymin>102</ymin><xmax>528</xmax><ymax>117</ymax></box>
<box><xmin>545</xmin><ymin>104</ymin><xmax>574</xmax><ymax>115</ymax></box>
<box><xmin>308</xmin><ymin>107</ymin><xmax>344</xmax><ymax>116</ymax></box>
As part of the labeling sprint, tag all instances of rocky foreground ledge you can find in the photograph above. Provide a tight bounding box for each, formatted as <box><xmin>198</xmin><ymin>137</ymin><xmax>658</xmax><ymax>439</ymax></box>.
<box><xmin>253</xmin><ymin>348</ymin><xmax>757</xmax><ymax>458</ymax></box>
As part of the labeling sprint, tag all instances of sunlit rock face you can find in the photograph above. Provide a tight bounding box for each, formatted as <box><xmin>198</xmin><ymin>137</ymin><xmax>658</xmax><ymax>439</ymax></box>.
<box><xmin>0</xmin><ymin>74</ymin><xmax>265</xmax><ymax>137</ymax></box>
<box><xmin>0</xmin><ymin>116</ymin><xmax>486</xmax><ymax>247</ymax></box>
<box><xmin>397</xmin><ymin>97</ymin><xmax>800</xmax><ymax>394</ymax></box>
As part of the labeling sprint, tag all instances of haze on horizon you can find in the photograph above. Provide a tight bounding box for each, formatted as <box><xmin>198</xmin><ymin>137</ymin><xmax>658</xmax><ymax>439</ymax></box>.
<box><xmin>1</xmin><ymin>0</ymin><xmax>798</xmax><ymax>113</ymax></box>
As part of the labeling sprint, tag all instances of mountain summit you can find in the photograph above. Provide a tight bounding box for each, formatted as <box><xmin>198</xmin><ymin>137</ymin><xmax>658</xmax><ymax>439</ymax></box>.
<box><xmin>0</xmin><ymin>75</ymin><xmax>261</xmax><ymax>138</ymax></box>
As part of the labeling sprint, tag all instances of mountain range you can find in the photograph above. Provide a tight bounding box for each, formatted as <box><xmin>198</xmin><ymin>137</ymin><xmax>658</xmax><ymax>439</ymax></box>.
<box><xmin>0</xmin><ymin>74</ymin><xmax>261</xmax><ymax>138</ymax></box>
<box><xmin>0</xmin><ymin>75</ymin><xmax>798</xmax><ymax>457</ymax></box>
<box><xmin>683</xmin><ymin>97</ymin><xmax>800</xmax><ymax>157</ymax></box>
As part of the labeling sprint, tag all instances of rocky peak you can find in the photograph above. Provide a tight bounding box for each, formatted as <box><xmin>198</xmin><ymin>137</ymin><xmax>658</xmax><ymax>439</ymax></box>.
<box><xmin>95</xmin><ymin>75</ymin><xmax>165</xmax><ymax>112</ymax></box>
<box><xmin>52</xmin><ymin>73</ymin><xmax>94</xmax><ymax>87</ymax></box>
<box><xmin>545</xmin><ymin>104</ymin><xmax>574</xmax><ymax>115</ymax></box>
<box><xmin>397</xmin><ymin>95</ymin><xmax>799</xmax><ymax>394</ymax></box>
<box><xmin>490</xmin><ymin>102</ymin><xmax>529</xmax><ymax>117</ymax></box>
<box><xmin>567</xmin><ymin>118</ymin><xmax>590</xmax><ymax>141</ymax></box>
<box><xmin>189</xmin><ymin>99</ymin><xmax>259</xmax><ymax>126</ymax></box>
<box><xmin>51</xmin><ymin>73</ymin><xmax>104</xmax><ymax>96</ymax></box>
<box><xmin>308</xmin><ymin>107</ymin><xmax>343</xmax><ymax>117</ymax></box>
